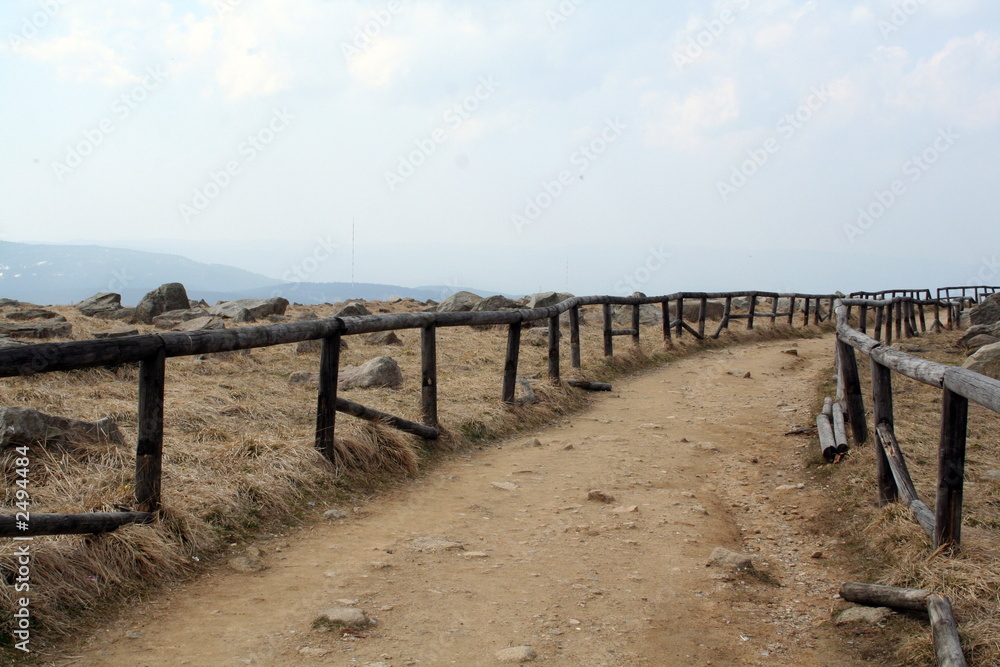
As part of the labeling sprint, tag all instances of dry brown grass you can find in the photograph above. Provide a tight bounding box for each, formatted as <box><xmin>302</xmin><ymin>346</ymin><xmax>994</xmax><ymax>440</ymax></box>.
<box><xmin>0</xmin><ymin>299</ymin><xmax>827</xmax><ymax>658</ymax></box>
<box><xmin>812</xmin><ymin>326</ymin><xmax>1000</xmax><ymax>666</ymax></box>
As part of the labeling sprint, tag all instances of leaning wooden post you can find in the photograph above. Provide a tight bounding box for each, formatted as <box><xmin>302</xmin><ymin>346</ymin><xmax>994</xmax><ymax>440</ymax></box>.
<box><xmin>927</xmin><ymin>594</ymin><xmax>968</xmax><ymax>667</ymax></box>
<box><xmin>698</xmin><ymin>296</ymin><xmax>708</xmax><ymax>337</ymax></box>
<box><xmin>787</xmin><ymin>296</ymin><xmax>795</xmax><ymax>325</ymax></box>
<box><xmin>722</xmin><ymin>296</ymin><xmax>733</xmax><ymax>334</ymax></box>
<box><xmin>837</xmin><ymin>339</ymin><xmax>868</xmax><ymax>444</ymax></box>
<box><xmin>420</xmin><ymin>324</ymin><xmax>437</xmax><ymax>426</ymax></box>
<box><xmin>747</xmin><ymin>294</ymin><xmax>757</xmax><ymax>330</ymax></box>
<box><xmin>136</xmin><ymin>347</ymin><xmax>166</xmax><ymax>513</ymax></box>
<box><xmin>935</xmin><ymin>387</ymin><xmax>969</xmax><ymax>549</ymax></box>
<box><xmin>569</xmin><ymin>306</ymin><xmax>581</xmax><ymax>369</ymax></box>
<box><xmin>918</xmin><ymin>301</ymin><xmax>927</xmax><ymax>333</ymax></box>
<box><xmin>314</xmin><ymin>333</ymin><xmax>342</xmax><ymax>461</ymax></box>
<box><xmin>871</xmin><ymin>359</ymin><xmax>899</xmax><ymax>506</ymax></box>
<box><xmin>602</xmin><ymin>303</ymin><xmax>613</xmax><ymax>357</ymax></box>
<box><xmin>675</xmin><ymin>297</ymin><xmax>684</xmax><ymax>338</ymax></box>
<box><xmin>661</xmin><ymin>301</ymin><xmax>672</xmax><ymax>344</ymax></box>
<box><xmin>548</xmin><ymin>315</ymin><xmax>560</xmax><ymax>382</ymax></box>
<box><xmin>501</xmin><ymin>321</ymin><xmax>522</xmax><ymax>403</ymax></box>
<box><xmin>631</xmin><ymin>303</ymin><xmax>641</xmax><ymax>346</ymax></box>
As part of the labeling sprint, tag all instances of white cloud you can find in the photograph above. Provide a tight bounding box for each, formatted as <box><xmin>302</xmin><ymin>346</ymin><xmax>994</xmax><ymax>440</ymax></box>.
<box><xmin>642</xmin><ymin>78</ymin><xmax>741</xmax><ymax>150</ymax></box>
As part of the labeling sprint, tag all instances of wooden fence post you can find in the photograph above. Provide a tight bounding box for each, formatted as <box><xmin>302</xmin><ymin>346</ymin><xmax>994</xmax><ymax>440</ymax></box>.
<box><xmin>802</xmin><ymin>297</ymin><xmax>811</xmax><ymax>326</ymax></box>
<box><xmin>421</xmin><ymin>324</ymin><xmax>437</xmax><ymax>426</ymax></box>
<box><xmin>548</xmin><ymin>315</ymin><xmax>560</xmax><ymax>382</ymax></box>
<box><xmin>871</xmin><ymin>359</ymin><xmax>900</xmax><ymax>506</ymax></box>
<box><xmin>699</xmin><ymin>296</ymin><xmax>708</xmax><ymax>337</ymax></box>
<box><xmin>721</xmin><ymin>296</ymin><xmax>733</xmax><ymax>335</ymax></box>
<box><xmin>837</xmin><ymin>338</ymin><xmax>868</xmax><ymax>444</ymax></box>
<box><xmin>918</xmin><ymin>301</ymin><xmax>927</xmax><ymax>333</ymax></box>
<box><xmin>895</xmin><ymin>300</ymin><xmax>903</xmax><ymax>340</ymax></box>
<box><xmin>885</xmin><ymin>303</ymin><xmax>894</xmax><ymax>346</ymax></box>
<box><xmin>602</xmin><ymin>304</ymin><xmax>613</xmax><ymax>357</ymax></box>
<box><xmin>874</xmin><ymin>304</ymin><xmax>884</xmax><ymax>341</ymax></box>
<box><xmin>770</xmin><ymin>295</ymin><xmax>779</xmax><ymax>327</ymax></box>
<box><xmin>860</xmin><ymin>304</ymin><xmax>868</xmax><ymax>334</ymax></box>
<box><xmin>935</xmin><ymin>387</ymin><xmax>969</xmax><ymax>549</ymax></box>
<box><xmin>502</xmin><ymin>322</ymin><xmax>521</xmax><ymax>403</ymax></box>
<box><xmin>661</xmin><ymin>301</ymin><xmax>672</xmax><ymax>344</ymax></box>
<box><xmin>569</xmin><ymin>306</ymin><xmax>581</xmax><ymax>369</ymax></box>
<box><xmin>315</xmin><ymin>333</ymin><xmax>341</xmax><ymax>461</ymax></box>
<box><xmin>747</xmin><ymin>294</ymin><xmax>757</xmax><ymax>330</ymax></box>
<box><xmin>787</xmin><ymin>297</ymin><xmax>795</xmax><ymax>325</ymax></box>
<box><xmin>631</xmin><ymin>304</ymin><xmax>641</xmax><ymax>345</ymax></box>
<box><xmin>135</xmin><ymin>348</ymin><xmax>166</xmax><ymax>513</ymax></box>
<box><xmin>675</xmin><ymin>297</ymin><xmax>684</xmax><ymax>338</ymax></box>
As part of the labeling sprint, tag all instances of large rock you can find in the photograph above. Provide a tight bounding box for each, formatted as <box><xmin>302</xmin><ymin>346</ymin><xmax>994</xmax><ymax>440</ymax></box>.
<box><xmin>0</xmin><ymin>407</ymin><xmax>124</xmax><ymax>451</ymax></box>
<box><xmin>471</xmin><ymin>295</ymin><xmax>521</xmax><ymax>312</ymax></box>
<box><xmin>152</xmin><ymin>308</ymin><xmax>209</xmax><ymax>326</ymax></box>
<box><xmin>525</xmin><ymin>291</ymin><xmax>573</xmax><ymax>310</ymax></box>
<box><xmin>93</xmin><ymin>327</ymin><xmax>139</xmax><ymax>339</ymax></box>
<box><xmin>209</xmin><ymin>297</ymin><xmax>288</xmax><ymax>320</ymax></box>
<box><xmin>312</xmin><ymin>607</ymin><xmax>370</xmax><ymax>631</ymax></box>
<box><xmin>0</xmin><ymin>320</ymin><xmax>72</xmax><ymax>339</ymax></box>
<box><xmin>965</xmin><ymin>334</ymin><xmax>1000</xmax><ymax>353</ymax></box>
<box><xmin>613</xmin><ymin>303</ymin><xmax>663</xmax><ymax>325</ymax></box>
<box><xmin>134</xmin><ymin>283</ymin><xmax>190</xmax><ymax>324</ymax></box>
<box><xmin>668</xmin><ymin>300</ymin><xmax>726</xmax><ymax>321</ymax></box>
<box><xmin>963</xmin><ymin>341</ymin><xmax>1000</xmax><ymax>379</ymax></box>
<box><xmin>339</xmin><ymin>356</ymin><xmax>403</xmax><ymax>390</ymax></box>
<box><xmin>334</xmin><ymin>302</ymin><xmax>371</xmax><ymax>318</ymax></box>
<box><xmin>173</xmin><ymin>316</ymin><xmax>225</xmax><ymax>332</ymax></box>
<box><xmin>94</xmin><ymin>307</ymin><xmax>136</xmax><ymax>321</ymax></box>
<box><xmin>970</xmin><ymin>293</ymin><xmax>1000</xmax><ymax>326</ymax></box>
<box><xmin>6</xmin><ymin>309</ymin><xmax>61</xmax><ymax>321</ymax></box>
<box><xmin>76</xmin><ymin>292</ymin><xmax>122</xmax><ymax>317</ymax></box>
<box><xmin>437</xmin><ymin>291</ymin><xmax>483</xmax><ymax>312</ymax></box>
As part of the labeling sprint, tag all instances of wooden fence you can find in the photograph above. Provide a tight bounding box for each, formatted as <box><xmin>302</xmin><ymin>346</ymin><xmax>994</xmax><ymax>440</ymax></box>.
<box><xmin>833</xmin><ymin>295</ymin><xmax>1000</xmax><ymax>550</ymax></box>
<box><xmin>0</xmin><ymin>290</ymin><xmax>838</xmax><ymax>538</ymax></box>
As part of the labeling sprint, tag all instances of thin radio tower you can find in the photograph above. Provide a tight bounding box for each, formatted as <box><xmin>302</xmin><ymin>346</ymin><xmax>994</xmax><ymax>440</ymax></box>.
<box><xmin>351</xmin><ymin>218</ymin><xmax>355</xmax><ymax>290</ymax></box>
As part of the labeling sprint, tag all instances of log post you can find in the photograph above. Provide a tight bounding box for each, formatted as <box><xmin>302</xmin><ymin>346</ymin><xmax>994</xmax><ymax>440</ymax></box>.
<box><xmin>602</xmin><ymin>304</ymin><xmax>613</xmax><ymax>357</ymax></box>
<box><xmin>876</xmin><ymin>423</ymin><xmax>935</xmax><ymax>536</ymax></box>
<box><xmin>569</xmin><ymin>306</ymin><xmax>581</xmax><ymax>369</ymax></box>
<box><xmin>839</xmin><ymin>582</ymin><xmax>931</xmax><ymax>612</ymax></box>
<box><xmin>918</xmin><ymin>302</ymin><xmax>927</xmax><ymax>333</ymax></box>
<box><xmin>502</xmin><ymin>322</ymin><xmax>521</xmax><ymax>403</ymax></box>
<box><xmin>661</xmin><ymin>301</ymin><xmax>672</xmax><ymax>344</ymax></box>
<box><xmin>837</xmin><ymin>339</ymin><xmax>868</xmax><ymax>444</ymax></box>
<box><xmin>548</xmin><ymin>315</ymin><xmax>560</xmax><ymax>382</ymax></box>
<box><xmin>747</xmin><ymin>294</ymin><xmax>757</xmax><ymax>330</ymax></box>
<box><xmin>787</xmin><ymin>296</ymin><xmax>795</xmax><ymax>325</ymax></box>
<box><xmin>770</xmin><ymin>295</ymin><xmax>779</xmax><ymax>327</ymax></box>
<box><xmin>859</xmin><ymin>304</ymin><xmax>868</xmax><ymax>334</ymax></box>
<box><xmin>136</xmin><ymin>347</ymin><xmax>166</xmax><ymax>513</ymax></box>
<box><xmin>935</xmin><ymin>387</ymin><xmax>969</xmax><ymax>549</ymax></box>
<box><xmin>927</xmin><ymin>594</ymin><xmax>968</xmax><ymax>667</ymax></box>
<box><xmin>315</xmin><ymin>333</ymin><xmax>342</xmax><ymax>461</ymax></box>
<box><xmin>885</xmin><ymin>303</ymin><xmax>894</xmax><ymax>346</ymax></box>
<box><xmin>814</xmin><ymin>298</ymin><xmax>822</xmax><ymax>325</ymax></box>
<box><xmin>420</xmin><ymin>324</ymin><xmax>437</xmax><ymax>426</ymax></box>
<box><xmin>802</xmin><ymin>297</ymin><xmax>811</xmax><ymax>326</ymax></box>
<box><xmin>874</xmin><ymin>304</ymin><xmax>884</xmax><ymax>341</ymax></box>
<box><xmin>698</xmin><ymin>296</ymin><xmax>708</xmax><ymax>337</ymax></box>
<box><xmin>895</xmin><ymin>299</ymin><xmax>903</xmax><ymax>340</ymax></box>
<box><xmin>817</xmin><ymin>412</ymin><xmax>837</xmax><ymax>461</ymax></box>
<box><xmin>631</xmin><ymin>303</ymin><xmax>641</xmax><ymax>345</ymax></box>
<box><xmin>675</xmin><ymin>297</ymin><xmax>684</xmax><ymax>338</ymax></box>
<box><xmin>871</xmin><ymin>359</ymin><xmax>899</xmax><ymax>506</ymax></box>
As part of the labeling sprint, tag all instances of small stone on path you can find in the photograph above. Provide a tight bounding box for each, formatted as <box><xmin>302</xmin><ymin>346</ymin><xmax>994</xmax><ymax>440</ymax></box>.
<box><xmin>324</xmin><ymin>509</ymin><xmax>348</xmax><ymax>520</ymax></box>
<box><xmin>587</xmin><ymin>490</ymin><xmax>615</xmax><ymax>503</ymax></box>
<box><xmin>227</xmin><ymin>556</ymin><xmax>265</xmax><ymax>573</ymax></box>
<box><xmin>492</xmin><ymin>481</ymin><xmax>518</xmax><ymax>491</ymax></box>
<box><xmin>312</xmin><ymin>607</ymin><xmax>370</xmax><ymax>631</ymax></box>
<box><xmin>495</xmin><ymin>645</ymin><xmax>537</xmax><ymax>663</ymax></box>
<box><xmin>835</xmin><ymin>606</ymin><xmax>892</xmax><ymax>625</ymax></box>
<box><xmin>409</xmin><ymin>536</ymin><xmax>464</xmax><ymax>552</ymax></box>
<box><xmin>707</xmin><ymin>547</ymin><xmax>753</xmax><ymax>572</ymax></box>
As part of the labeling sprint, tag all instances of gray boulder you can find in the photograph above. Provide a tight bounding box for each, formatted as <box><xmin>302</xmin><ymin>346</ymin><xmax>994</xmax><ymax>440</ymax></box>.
<box><xmin>0</xmin><ymin>320</ymin><xmax>72</xmax><ymax>339</ymax></box>
<box><xmin>668</xmin><ymin>301</ymin><xmax>726</xmax><ymax>321</ymax></box>
<box><xmin>965</xmin><ymin>334</ymin><xmax>1000</xmax><ymax>353</ymax></box>
<box><xmin>970</xmin><ymin>293</ymin><xmax>1000</xmax><ymax>326</ymax></box>
<box><xmin>173</xmin><ymin>316</ymin><xmax>225</xmax><ymax>332</ymax></box>
<box><xmin>209</xmin><ymin>297</ymin><xmax>289</xmax><ymax>320</ymax></box>
<box><xmin>76</xmin><ymin>292</ymin><xmax>122</xmax><ymax>317</ymax></box>
<box><xmin>471</xmin><ymin>295</ymin><xmax>521</xmax><ymax>312</ymax></box>
<box><xmin>6</xmin><ymin>309</ymin><xmax>61</xmax><ymax>321</ymax></box>
<box><xmin>134</xmin><ymin>283</ymin><xmax>190</xmax><ymax>324</ymax></box>
<box><xmin>94</xmin><ymin>307</ymin><xmax>136</xmax><ymax>321</ymax></box>
<box><xmin>93</xmin><ymin>327</ymin><xmax>139</xmax><ymax>339</ymax></box>
<box><xmin>614</xmin><ymin>303</ymin><xmax>663</xmax><ymax>325</ymax></box>
<box><xmin>0</xmin><ymin>407</ymin><xmax>124</xmax><ymax>451</ymax></box>
<box><xmin>963</xmin><ymin>341</ymin><xmax>1000</xmax><ymax>379</ymax></box>
<box><xmin>339</xmin><ymin>356</ymin><xmax>403</xmax><ymax>390</ymax></box>
<box><xmin>437</xmin><ymin>291</ymin><xmax>483</xmax><ymax>312</ymax></box>
<box><xmin>366</xmin><ymin>331</ymin><xmax>402</xmax><ymax>346</ymax></box>
<box><xmin>525</xmin><ymin>291</ymin><xmax>573</xmax><ymax>310</ymax></box>
<box><xmin>334</xmin><ymin>302</ymin><xmax>371</xmax><ymax>318</ymax></box>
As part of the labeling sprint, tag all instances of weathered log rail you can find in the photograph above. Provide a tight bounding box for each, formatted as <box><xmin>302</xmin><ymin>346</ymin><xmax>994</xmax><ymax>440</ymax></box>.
<box><xmin>936</xmin><ymin>285</ymin><xmax>999</xmax><ymax>304</ymax></box>
<box><xmin>832</xmin><ymin>297</ymin><xmax>1000</xmax><ymax>550</ymax></box>
<box><xmin>0</xmin><ymin>290</ymin><xmax>838</xmax><ymax>538</ymax></box>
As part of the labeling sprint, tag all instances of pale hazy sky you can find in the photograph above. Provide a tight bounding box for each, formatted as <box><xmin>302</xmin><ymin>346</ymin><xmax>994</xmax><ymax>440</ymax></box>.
<box><xmin>2</xmin><ymin>0</ymin><xmax>999</xmax><ymax>295</ymax></box>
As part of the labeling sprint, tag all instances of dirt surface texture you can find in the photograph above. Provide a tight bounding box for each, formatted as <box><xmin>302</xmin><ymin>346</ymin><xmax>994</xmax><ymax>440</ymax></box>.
<box><xmin>51</xmin><ymin>335</ymin><xmax>870</xmax><ymax>666</ymax></box>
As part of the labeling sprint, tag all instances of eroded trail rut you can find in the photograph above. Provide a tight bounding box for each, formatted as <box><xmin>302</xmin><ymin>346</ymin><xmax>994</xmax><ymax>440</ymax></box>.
<box><xmin>56</xmin><ymin>335</ymin><xmax>868</xmax><ymax>666</ymax></box>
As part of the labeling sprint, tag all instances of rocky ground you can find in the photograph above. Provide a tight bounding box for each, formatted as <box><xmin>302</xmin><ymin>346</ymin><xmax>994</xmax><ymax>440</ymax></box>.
<box><xmin>46</xmin><ymin>334</ymin><xmax>876</xmax><ymax>666</ymax></box>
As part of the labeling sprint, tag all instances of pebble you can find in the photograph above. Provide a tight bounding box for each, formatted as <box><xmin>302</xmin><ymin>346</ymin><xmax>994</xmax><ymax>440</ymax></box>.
<box><xmin>707</xmin><ymin>547</ymin><xmax>753</xmax><ymax>572</ymax></box>
<box><xmin>611</xmin><ymin>505</ymin><xmax>639</xmax><ymax>514</ymax></box>
<box><xmin>324</xmin><ymin>509</ymin><xmax>349</xmax><ymax>520</ymax></box>
<box><xmin>835</xmin><ymin>606</ymin><xmax>893</xmax><ymax>625</ymax></box>
<box><xmin>312</xmin><ymin>607</ymin><xmax>370</xmax><ymax>631</ymax></box>
<box><xmin>587</xmin><ymin>490</ymin><xmax>615</xmax><ymax>503</ymax></box>
<box><xmin>299</xmin><ymin>647</ymin><xmax>331</xmax><ymax>657</ymax></box>
<box><xmin>496</xmin><ymin>645</ymin><xmax>537</xmax><ymax>663</ymax></box>
<box><xmin>227</xmin><ymin>556</ymin><xmax>266</xmax><ymax>573</ymax></box>
<box><xmin>492</xmin><ymin>481</ymin><xmax>519</xmax><ymax>491</ymax></box>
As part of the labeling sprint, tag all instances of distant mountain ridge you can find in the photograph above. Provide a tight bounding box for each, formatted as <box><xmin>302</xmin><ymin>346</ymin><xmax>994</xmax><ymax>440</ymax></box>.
<box><xmin>0</xmin><ymin>242</ymin><xmax>495</xmax><ymax>306</ymax></box>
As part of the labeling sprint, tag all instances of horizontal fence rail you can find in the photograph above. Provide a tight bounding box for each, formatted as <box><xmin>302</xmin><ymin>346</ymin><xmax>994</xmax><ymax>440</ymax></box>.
<box><xmin>0</xmin><ymin>290</ymin><xmax>839</xmax><ymax>538</ymax></box>
<box><xmin>833</xmin><ymin>297</ymin><xmax>1000</xmax><ymax>550</ymax></box>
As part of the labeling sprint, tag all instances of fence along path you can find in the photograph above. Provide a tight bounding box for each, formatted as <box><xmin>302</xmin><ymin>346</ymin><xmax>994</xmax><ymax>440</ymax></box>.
<box><xmin>0</xmin><ymin>290</ymin><xmax>844</xmax><ymax>538</ymax></box>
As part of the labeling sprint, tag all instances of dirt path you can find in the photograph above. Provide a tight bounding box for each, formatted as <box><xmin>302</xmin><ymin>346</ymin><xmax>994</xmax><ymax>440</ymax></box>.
<box><xmin>52</xmin><ymin>334</ymin><xmax>868</xmax><ymax>666</ymax></box>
